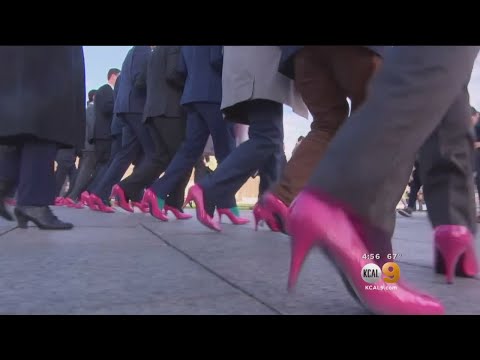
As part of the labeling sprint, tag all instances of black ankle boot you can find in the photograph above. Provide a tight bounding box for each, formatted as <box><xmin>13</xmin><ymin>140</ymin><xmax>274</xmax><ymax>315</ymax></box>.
<box><xmin>14</xmin><ymin>206</ymin><xmax>73</xmax><ymax>230</ymax></box>
<box><xmin>0</xmin><ymin>181</ymin><xmax>14</xmax><ymax>221</ymax></box>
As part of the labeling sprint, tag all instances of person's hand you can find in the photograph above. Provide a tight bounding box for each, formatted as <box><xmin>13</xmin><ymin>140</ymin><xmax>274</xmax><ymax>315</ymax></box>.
<box><xmin>475</xmin><ymin>142</ymin><xmax>480</xmax><ymax>149</ymax></box>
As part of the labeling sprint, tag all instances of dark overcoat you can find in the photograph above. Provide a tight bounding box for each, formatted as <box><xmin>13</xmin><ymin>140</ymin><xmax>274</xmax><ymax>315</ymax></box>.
<box><xmin>0</xmin><ymin>46</ymin><xmax>85</xmax><ymax>149</ymax></box>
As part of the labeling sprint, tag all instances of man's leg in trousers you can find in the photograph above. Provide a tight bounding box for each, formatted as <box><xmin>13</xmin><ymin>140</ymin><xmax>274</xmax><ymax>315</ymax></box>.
<box><xmin>419</xmin><ymin>86</ymin><xmax>477</xmax><ymax>234</ymax></box>
<box><xmin>91</xmin><ymin>134</ymin><xmax>142</xmax><ymax>203</ymax></box>
<box><xmin>120</xmin><ymin>115</ymin><xmax>170</xmax><ymax>201</ymax></box>
<box><xmin>67</xmin><ymin>150</ymin><xmax>96</xmax><ymax>200</ymax></box>
<box><xmin>274</xmin><ymin>45</ymin><xmax>381</xmax><ymax>205</ymax></box>
<box><xmin>408</xmin><ymin>163</ymin><xmax>422</xmax><ymax>209</ymax></box>
<box><xmin>200</xmin><ymin>100</ymin><xmax>283</xmax><ymax>213</ymax></box>
<box><xmin>0</xmin><ymin>146</ymin><xmax>20</xmax><ymax>191</ymax></box>
<box><xmin>150</xmin><ymin>106</ymin><xmax>210</xmax><ymax>199</ymax></box>
<box><xmin>152</xmin><ymin>116</ymin><xmax>190</xmax><ymax>209</ymax></box>
<box><xmin>17</xmin><ymin>141</ymin><xmax>57</xmax><ymax>206</ymax></box>
<box><xmin>308</xmin><ymin>46</ymin><xmax>479</xmax><ymax>262</ymax></box>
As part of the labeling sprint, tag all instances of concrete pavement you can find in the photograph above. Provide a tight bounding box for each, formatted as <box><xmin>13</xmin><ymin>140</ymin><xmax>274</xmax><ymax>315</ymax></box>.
<box><xmin>0</xmin><ymin>206</ymin><xmax>478</xmax><ymax>315</ymax></box>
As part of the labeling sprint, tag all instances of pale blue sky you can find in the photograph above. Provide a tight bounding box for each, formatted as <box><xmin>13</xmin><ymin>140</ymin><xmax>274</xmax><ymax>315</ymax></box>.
<box><xmin>83</xmin><ymin>46</ymin><xmax>480</xmax><ymax>157</ymax></box>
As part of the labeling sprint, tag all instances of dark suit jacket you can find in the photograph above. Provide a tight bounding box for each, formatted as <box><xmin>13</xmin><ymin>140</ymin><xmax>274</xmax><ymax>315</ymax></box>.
<box><xmin>93</xmin><ymin>83</ymin><xmax>115</xmax><ymax>141</ymax></box>
<box><xmin>143</xmin><ymin>46</ymin><xmax>185</xmax><ymax>121</ymax></box>
<box><xmin>178</xmin><ymin>46</ymin><xmax>223</xmax><ymax>106</ymax></box>
<box><xmin>114</xmin><ymin>46</ymin><xmax>151</xmax><ymax>114</ymax></box>
<box><xmin>111</xmin><ymin>74</ymin><xmax>124</xmax><ymax>137</ymax></box>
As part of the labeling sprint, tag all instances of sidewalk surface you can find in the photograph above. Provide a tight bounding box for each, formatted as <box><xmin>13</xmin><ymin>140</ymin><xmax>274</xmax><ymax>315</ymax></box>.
<box><xmin>0</xmin><ymin>206</ymin><xmax>478</xmax><ymax>315</ymax></box>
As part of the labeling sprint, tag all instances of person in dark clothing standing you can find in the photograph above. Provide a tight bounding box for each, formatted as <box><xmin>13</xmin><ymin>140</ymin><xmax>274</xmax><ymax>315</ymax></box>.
<box><xmin>54</xmin><ymin>148</ymin><xmax>78</xmax><ymax>198</ymax></box>
<box><xmin>0</xmin><ymin>46</ymin><xmax>85</xmax><ymax>230</ymax></box>
<box><xmin>471</xmin><ymin>106</ymin><xmax>480</xmax><ymax>222</ymax></box>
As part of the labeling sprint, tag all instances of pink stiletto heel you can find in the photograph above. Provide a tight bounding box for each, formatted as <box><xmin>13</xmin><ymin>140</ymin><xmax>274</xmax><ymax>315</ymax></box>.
<box><xmin>184</xmin><ymin>185</ymin><xmax>221</xmax><ymax>232</ymax></box>
<box><xmin>217</xmin><ymin>208</ymin><xmax>249</xmax><ymax>225</ymax></box>
<box><xmin>164</xmin><ymin>205</ymin><xmax>192</xmax><ymax>220</ymax></box>
<box><xmin>111</xmin><ymin>184</ymin><xmax>134</xmax><ymax>213</ymax></box>
<box><xmin>287</xmin><ymin>189</ymin><xmax>445</xmax><ymax>315</ymax></box>
<box><xmin>252</xmin><ymin>203</ymin><xmax>281</xmax><ymax>232</ymax></box>
<box><xmin>142</xmin><ymin>189</ymin><xmax>168</xmax><ymax>221</ymax></box>
<box><xmin>260</xmin><ymin>192</ymin><xmax>289</xmax><ymax>234</ymax></box>
<box><xmin>434</xmin><ymin>225</ymin><xmax>478</xmax><ymax>284</ymax></box>
<box><xmin>88</xmin><ymin>194</ymin><xmax>115</xmax><ymax>213</ymax></box>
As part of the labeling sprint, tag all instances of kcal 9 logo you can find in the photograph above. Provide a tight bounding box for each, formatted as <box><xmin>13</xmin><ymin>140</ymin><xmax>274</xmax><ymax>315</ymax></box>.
<box><xmin>361</xmin><ymin>262</ymin><xmax>400</xmax><ymax>284</ymax></box>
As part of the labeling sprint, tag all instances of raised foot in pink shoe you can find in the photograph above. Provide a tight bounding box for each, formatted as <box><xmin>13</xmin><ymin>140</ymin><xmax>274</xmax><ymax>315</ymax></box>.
<box><xmin>253</xmin><ymin>203</ymin><xmax>281</xmax><ymax>232</ymax></box>
<box><xmin>164</xmin><ymin>205</ymin><xmax>192</xmax><ymax>220</ymax></box>
<box><xmin>184</xmin><ymin>185</ymin><xmax>221</xmax><ymax>232</ymax></box>
<box><xmin>259</xmin><ymin>192</ymin><xmax>289</xmax><ymax>233</ymax></box>
<box><xmin>142</xmin><ymin>189</ymin><xmax>168</xmax><ymax>221</ymax></box>
<box><xmin>287</xmin><ymin>189</ymin><xmax>445</xmax><ymax>315</ymax></box>
<box><xmin>434</xmin><ymin>225</ymin><xmax>478</xmax><ymax>284</ymax></box>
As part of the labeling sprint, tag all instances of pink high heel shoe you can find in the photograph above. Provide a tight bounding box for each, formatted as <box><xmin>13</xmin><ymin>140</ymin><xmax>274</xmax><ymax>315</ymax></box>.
<box><xmin>287</xmin><ymin>189</ymin><xmax>445</xmax><ymax>315</ymax></box>
<box><xmin>217</xmin><ymin>208</ymin><xmax>249</xmax><ymax>225</ymax></box>
<box><xmin>184</xmin><ymin>185</ymin><xmax>221</xmax><ymax>232</ymax></box>
<box><xmin>111</xmin><ymin>184</ymin><xmax>134</xmax><ymax>213</ymax></box>
<box><xmin>164</xmin><ymin>205</ymin><xmax>192</xmax><ymax>220</ymax></box>
<box><xmin>55</xmin><ymin>197</ymin><xmax>65</xmax><ymax>206</ymax></box>
<box><xmin>253</xmin><ymin>203</ymin><xmax>281</xmax><ymax>232</ymax></box>
<box><xmin>260</xmin><ymin>192</ymin><xmax>289</xmax><ymax>233</ymax></box>
<box><xmin>434</xmin><ymin>225</ymin><xmax>478</xmax><ymax>284</ymax></box>
<box><xmin>87</xmin><ymin>194</ymin><xmax>115</xmax><ymax>213</ymax></box>
<box><xmin>142</xmin><ymin>189</ymin><xmax>168</xmax><ymax>221</ymax></box>
<box><xmin>131</xmin><ymin>201</ymin><xmax>150</xmax><ymax>213</ymax></box>
<box><xmin>62</xmin><ymin>197</ymin><xmax>85</xmax><ymax>209</ymax></box>
<box><xmin>80</xmin><ymin>191</ymin><xmax>90</xmax><ymax>206</ymax></box>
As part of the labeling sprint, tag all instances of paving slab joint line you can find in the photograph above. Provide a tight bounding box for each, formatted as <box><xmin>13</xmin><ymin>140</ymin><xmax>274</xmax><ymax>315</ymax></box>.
<box><xmin>0</xmin><ymin>227</ymin><xmax>19</xmax><ymax>237</ymax></box>
<box><xmin>141</xmin><ymin>224</ymin><xmax>284</xmax><ymax>315</ymax></box>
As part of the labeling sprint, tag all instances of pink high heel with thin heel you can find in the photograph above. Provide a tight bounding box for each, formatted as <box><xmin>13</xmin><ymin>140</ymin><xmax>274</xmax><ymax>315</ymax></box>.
<box><xmin>164</xmin><ymin>204</ymin><xmax>192</xmax><ymax>220</ymax></box>
<box><xmin>87</xmin><ymin>194</ymin><xmax>115</xmax><ymax>213</ymax></box>
<box><xmin>111</xmin><ymin>184</ymin><xmax>134</xmax><ymax>213</ymax></box>
<box><xmin>217</xmin><ymin>208</ymin><xmax>249</xmax><ymax>225</ymax></box>
<box><xmin>253</xmin><ymin>203</ymin><xmax>281</xmax><ymax>232</ymax></box>
<box><xmin>434</xmin><ymin>225</ymin><xmax>478</xmax><ymax>284</ymax></box>
<box><xmin>287</xmin><ymin>189</ymin><xmax>445</xmax><ymax>315</ymax></box>
<box><xmin>260</xmin><ymin>192</ymin><xmax>289</xmax><ymax>233</ymax></box>
<box><xmin>184</xmin><ymin>185</ymin><xmax>221</xmax><ymax>232</ymax></box>
<box><xmin>142</xmin><ymin>189</ymin><xmax>168</xmax><ymax>221</ymax></box>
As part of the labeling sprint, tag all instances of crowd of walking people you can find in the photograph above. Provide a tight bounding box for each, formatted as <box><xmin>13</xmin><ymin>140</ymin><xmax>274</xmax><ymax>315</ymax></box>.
<box><xmin>0</xmin><ymin>45</ymin><xmax>478</xmax><ymax>315</ymax></box>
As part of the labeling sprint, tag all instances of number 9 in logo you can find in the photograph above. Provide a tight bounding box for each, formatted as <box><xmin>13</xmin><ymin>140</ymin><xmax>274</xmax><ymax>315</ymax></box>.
<box><xmin>382</xmin><ymin>262</ymin><xmax>400</xmax><ymax>283</ymax></box>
